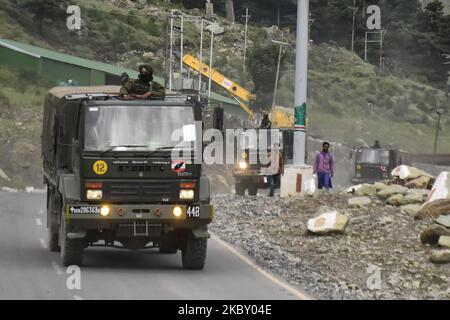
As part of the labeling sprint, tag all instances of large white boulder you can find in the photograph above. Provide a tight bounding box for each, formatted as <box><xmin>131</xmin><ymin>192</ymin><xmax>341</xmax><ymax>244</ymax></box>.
<box><xmin>307</xmin><ymin>211</ymin><xmax>348</xmax><ymax>234</ymax></box>
<box><xmin>417</xmin><ymin>172</ymin><xmax>450</xmax><ymax>220</ymax></box>
<box><xmin>391</xmin><ymin>165</ymin><xmax>433</xmax><ymax>180</ymax></box>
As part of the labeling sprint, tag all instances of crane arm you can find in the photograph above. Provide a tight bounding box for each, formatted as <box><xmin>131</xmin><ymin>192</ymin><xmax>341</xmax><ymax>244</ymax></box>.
<box><xmin>183</xmin><ymin>54</ymin><xmax>256</xmax><ymax>104</ymax></box>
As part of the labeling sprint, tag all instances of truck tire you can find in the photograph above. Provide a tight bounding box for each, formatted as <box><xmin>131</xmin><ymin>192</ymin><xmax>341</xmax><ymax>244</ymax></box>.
<box><xmin>181</xmin><ymin>234</ymin><xmax>207</xmax><ymax>270</ymax></box>
<box><xmin>235</xmin><ymin>181</ymin><xmax>246</xmax><ymax>196</ymax></box>
<box><xmin>60</xmin><ymin>216</ymin><xmax>84</xmax><ymax>267</ymax></box>
<box><xmin>47</xmin><ymin>190</ymin><xmax>60</xmax><ymax>252</ymax></box>
<box><xmin>48</xmin><ymin>226</ymin><xmax>60</xmax><ymax>252</ymax></box>
<box><xmin>248</xmin><ymin>183</ymin><xmax>258</xmax><ymax>196</ymax></box>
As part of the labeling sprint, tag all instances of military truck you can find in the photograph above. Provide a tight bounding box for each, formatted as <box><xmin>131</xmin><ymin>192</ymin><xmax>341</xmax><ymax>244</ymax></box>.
<box><xmin>42</xmin><ymin>86</ymin><xmax>213</xmax><ymax>269</ymax></box>
<box><xmin>351</xmin><ymin>147</ymin><xmax>411</xmax><ymax>184</ymax></box>
<box><xmin>233</xmin><ymin>128</ymin><xmax>294</xmax><ymax>195</ymax></box>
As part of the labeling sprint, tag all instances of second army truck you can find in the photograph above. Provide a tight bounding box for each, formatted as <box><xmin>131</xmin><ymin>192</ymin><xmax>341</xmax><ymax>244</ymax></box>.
<box><xmin>42</xmin><ymin>86</ymin><xmax>213</xmax><ymax>269</ymax></box>
<box><xmin>351</xmin><ymin>146</ymin><xmax>412</xmax><ymax>184</ymax></box>
<box><xmin>233</xmin><ymin>128</ymin><xmax>294</xmax><ymax>195</ymax></box>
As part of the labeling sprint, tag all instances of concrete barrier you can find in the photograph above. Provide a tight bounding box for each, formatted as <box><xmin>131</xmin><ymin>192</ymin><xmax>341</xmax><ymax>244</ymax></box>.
<box><xmin>280</xmin><ymin>165</ymin><xmax>314</xmax><ymax>198</ymax></box>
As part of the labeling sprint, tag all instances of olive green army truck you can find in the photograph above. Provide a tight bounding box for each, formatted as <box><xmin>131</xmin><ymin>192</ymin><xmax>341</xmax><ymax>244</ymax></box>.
<box><xmin>42</xmin><ymin>86</ymin><xmax>213</xmax><ymax>269</ymax></box>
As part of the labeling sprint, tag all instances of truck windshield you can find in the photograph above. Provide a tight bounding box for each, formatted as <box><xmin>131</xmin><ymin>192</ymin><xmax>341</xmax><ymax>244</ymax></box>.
<box><xmin>84</xmin><ymin>105</ymin><xmax>196</xmax><ymax>151</ymax></box>
<box><xmin>356</xmin><ymin>149</ymin><xmax>389</xmax><ymax>165</ymax></box>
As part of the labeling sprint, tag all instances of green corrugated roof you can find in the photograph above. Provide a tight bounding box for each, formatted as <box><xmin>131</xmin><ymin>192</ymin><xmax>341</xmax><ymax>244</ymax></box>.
<box><xmin>0</xmin><ymin>38</ymin><xmax>239</xmax><ymax>106</ymax></box>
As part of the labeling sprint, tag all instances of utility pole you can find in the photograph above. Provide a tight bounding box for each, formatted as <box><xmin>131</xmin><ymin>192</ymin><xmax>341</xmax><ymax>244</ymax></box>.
<box><xmin>294</xmin><ymin>0</ymin><xmax>309</xmax><ymax>165</ymax></box>
<box><xmin>351</xmin><ymin>0</ymin><xmax>358</xmax><ymax>58</ymax></box>
<box><xmin>199</xmin><ymin>19</ymin><xmax>204</xmax><ymax>93</ymax></box>
<box><xmin>434</xmin><ymin>108</ymin><xmax>446</xmax><ymax>155</ymax></box>
<box><xmin>169</xmin><ymin>12</ymin><xmax>174</xmax><ymax>92</ymax></box>
<box><xmin>242</xmin><ymin>8</ymin><xmax>250</xmax><ymax>72</ymax></box>
<box><xmin>271</xmin><ymin>38</ymin><xmax>290</xmax><ymax>113</ymax></box>
<box><xmin>180</xmin><ymin>13</ymin><xmax>184</xmax><ymax>74</ymax></box>
<box><xmin>208</xmin><ymin>26</ymin><xmax>214</xmax><ymax>104</ymax></box>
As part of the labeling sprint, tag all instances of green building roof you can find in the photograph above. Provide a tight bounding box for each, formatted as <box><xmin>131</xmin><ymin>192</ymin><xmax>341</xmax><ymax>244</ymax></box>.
<box><xmin>0</xmin><ymin>38</ymin><xmax>239</xmax><ymax>107</ymax></box>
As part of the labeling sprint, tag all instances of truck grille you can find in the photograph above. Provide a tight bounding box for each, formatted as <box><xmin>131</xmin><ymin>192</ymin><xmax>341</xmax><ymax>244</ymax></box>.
<box><xmin>104</xmin><ymin>180</ymin><xmax>175</xmax><ymax>202</ymax></box>
<box><xmin>361</xmin><ymin>167</ymin><xmax>383</xmax><ymax>180</ymax></box>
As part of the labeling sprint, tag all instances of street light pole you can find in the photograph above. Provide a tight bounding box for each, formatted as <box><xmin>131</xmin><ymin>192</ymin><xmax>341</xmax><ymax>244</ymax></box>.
<box><xmin>293</xmin><ymin>0</ymin><xmax>309</xmax><ymax>165</ymax></box>
<box><xmin>271</xmin><ymin>38</ymin><xmax>290</xmax><ymax>113</ymax></box>
<box><xmin>208</xmin><ymin>27</ymin><xmax>214</xmax><ymax>105</ymax></box>
<box><xmin>242</xmin><ymin>8</ymin><xmax>250</xmax><ymax>72</ymax></box>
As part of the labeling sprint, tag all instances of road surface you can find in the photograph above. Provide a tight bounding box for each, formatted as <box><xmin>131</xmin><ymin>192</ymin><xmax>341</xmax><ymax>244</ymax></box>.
<box><xmin>0</xmin><ymin>192</ymin><xmax>309</xmax><ymax>300</ymax></box>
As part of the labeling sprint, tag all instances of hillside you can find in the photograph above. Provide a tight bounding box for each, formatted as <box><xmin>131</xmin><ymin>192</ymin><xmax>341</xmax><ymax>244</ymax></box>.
<box><xmin>0</xmin><ymin>0</ymin><xmax>449</xmax><ymax>188</ymax></box>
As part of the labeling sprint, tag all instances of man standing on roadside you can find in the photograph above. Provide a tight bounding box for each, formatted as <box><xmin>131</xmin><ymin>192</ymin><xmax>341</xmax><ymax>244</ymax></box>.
<box><xmin>313</xmin><ymin>142</ymin><xmax>334</xmax><ymax>190</ymax></box>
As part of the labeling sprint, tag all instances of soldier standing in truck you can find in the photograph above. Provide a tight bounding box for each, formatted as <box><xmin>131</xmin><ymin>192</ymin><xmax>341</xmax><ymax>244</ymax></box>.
<box><xmin>120</xmin><ymin>64</ymin><xmax>166</xmax><ymax>99</ymax></box>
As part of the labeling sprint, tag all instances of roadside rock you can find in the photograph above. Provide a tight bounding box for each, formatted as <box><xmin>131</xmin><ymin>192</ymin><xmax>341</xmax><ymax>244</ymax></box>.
<box><xmin>404</xmin><ymin>189</ymin><xmax>429</xmax><ymax>204</ymax></box>
<box><xmin>307</xmin><ymin>211</ymin><xmax>348</xmax><ymax>235</ymax></box>
<box><xmin>355</xmin><ymin>184</ymin><xmax>377</xmax><ymax>196</ymax></box>
<box><xmin>437</xmin><ymin>215</ymin><xmax>450</xmax><ymax>228</ymax></box>
<box><xmin>348</xmin><ymin>196</ymin><xmax>372</xmax><ymax>207</ymax></box>
<box><xmin>391</xmin><ymin>165</ymin><xmax>433</xmax><ymax>180</ymax></box>
<box><xmin>430</xmin><ymin>250</ymin><xmax>450</xmax><ymax>264</ymax></box>
<box><xmin>420</xmin><ymin>224</ymin><xmax>450</xmax><ymax>245</ymax></box>
<box><xmin>374</xmin><ymin>182</ymin><xmax>388</xmax><ymax>191</ymax></box>
<box><xmin>377</xmin><ymin>185</ymin><xmax>408</xmax><ymax>200</ymax></box>
<box><xmin>401</xmin><ymin>204</ymin><xmax>422</xmax><ymax>217</ymax></box>
<box><xmin>386</xmin><ymin>194</ymin><xmax>407</xmax><ymax>206</ymax></box>
<box><xmin>417</xmin><ymin>172</ymin><xmax>450</xmax><ymax>220</ymax></box>
<box><xmin>405</xmin><ymin>176</ymin><xmax>432</xmax><ymax>189</ymax></box>
<box><xmin>438</xmin><ymin>236</ymin><xmax>450</xmax><ymax>248</ymax></box>
<box><xmin>417</xmin><ymin>199</ymin><xmax>450</xmax><ymax>220</ymax></box>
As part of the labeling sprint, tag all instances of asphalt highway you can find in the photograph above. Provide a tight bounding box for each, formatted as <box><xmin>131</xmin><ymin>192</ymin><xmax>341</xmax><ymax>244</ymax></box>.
<box><xmin>0</xmin><ymin>192</ymin><xmax>309</xmax><ymax>300</ymax></box>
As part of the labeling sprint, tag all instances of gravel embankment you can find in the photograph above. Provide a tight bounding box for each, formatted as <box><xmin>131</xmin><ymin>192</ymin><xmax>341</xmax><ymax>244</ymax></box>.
<box><xmin>210</xmin><ymin>192</ymin><xmax>450</xmax><ymax>300</ymax></box>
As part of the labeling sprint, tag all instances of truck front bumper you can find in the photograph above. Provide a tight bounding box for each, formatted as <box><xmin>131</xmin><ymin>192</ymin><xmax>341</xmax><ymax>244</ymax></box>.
<box><xmin>65</xmin><ymin>203</ymin><xmax>214</xmax><ymax>229</ymax></box>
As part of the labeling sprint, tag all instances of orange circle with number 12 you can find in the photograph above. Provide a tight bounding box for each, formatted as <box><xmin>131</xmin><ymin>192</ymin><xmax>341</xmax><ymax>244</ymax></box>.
<box><xmin>93</xmin><ymin>160</ymin><xmax>108</xmax><ymax>175</ymax></box>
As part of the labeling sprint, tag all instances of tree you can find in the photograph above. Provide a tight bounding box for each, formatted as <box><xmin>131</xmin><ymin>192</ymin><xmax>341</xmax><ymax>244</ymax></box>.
<box><xmin>225</xmin><ymin>0</ymin><xmax>235</xmax><ymax>23</ymax></box>
<box><xmin>16</xmin><ymin>0</ymin><xmax>69</xmax><ymax>35</ymax></box>
<box><xmin>246</xmin><ymin>42</ymin><xmax>288</xmax><ymax>109</ymax></box>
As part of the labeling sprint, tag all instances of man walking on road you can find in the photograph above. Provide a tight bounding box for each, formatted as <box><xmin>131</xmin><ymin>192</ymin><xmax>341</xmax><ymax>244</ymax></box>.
<box><xmin>313</xmin><ymin>142</ymin><xmax>334</xmax><ymax>190</ymax></box>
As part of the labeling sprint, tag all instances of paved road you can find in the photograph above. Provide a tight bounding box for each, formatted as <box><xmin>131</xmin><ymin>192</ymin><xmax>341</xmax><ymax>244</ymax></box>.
<box><xmin>0</xmin><ymin>192</ymin><xmax>309</xmax><ymax>300</ymax></box>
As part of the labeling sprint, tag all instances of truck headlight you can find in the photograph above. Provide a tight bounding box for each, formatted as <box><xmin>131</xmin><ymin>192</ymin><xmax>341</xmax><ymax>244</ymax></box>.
<box><xmin>87</xmin><ymin>190</ymin><xmax>102</xmax><ymax>200</ymax></box>
<box><xmin>239</xmin><ymin>161</ymin><xmax>248</xmax><ymax>170</ymax></box>
<box><xmin>100</xmin><ymin>205</ymin><xmax>110</xmax><ymax>217</ymax></box>
<box><xmin>180</xmin><ymin>189</ymin><xmax>195</xmax><ymax>200</ymax></box>
<box><xmin>173</xmin><ymin>206</ymin><xmax>182</xmax><ymax>217</ymax></box>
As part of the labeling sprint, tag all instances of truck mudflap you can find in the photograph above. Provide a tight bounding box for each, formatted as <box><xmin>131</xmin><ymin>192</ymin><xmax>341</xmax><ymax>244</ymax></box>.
<box><xmin>65</xmin><ymin>203</ymin><xmax>214</xmax><ymax>228</ymax></box>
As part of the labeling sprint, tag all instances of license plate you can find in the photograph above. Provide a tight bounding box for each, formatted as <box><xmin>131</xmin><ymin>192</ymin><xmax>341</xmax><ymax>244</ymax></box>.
<box><xmin>68</xmin><ymin>206</ymin><xmax>100</xmax><ymax>214</ymax></box>
<box><xmin>263</xmin><ymin>177</ymin><xmax>268</xmax><ymax>183</ymax></box>
<box><xmin>186</xmin><ymin>205</ymin><xmax>200</xmax><ymax>218</ymax></box>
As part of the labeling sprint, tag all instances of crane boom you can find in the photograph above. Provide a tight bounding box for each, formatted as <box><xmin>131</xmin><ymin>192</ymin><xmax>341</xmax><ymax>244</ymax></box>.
<box><xmin>183</xmin><ymin>54</ymin><xmax>255</xmax><ymax>117</ymax></box>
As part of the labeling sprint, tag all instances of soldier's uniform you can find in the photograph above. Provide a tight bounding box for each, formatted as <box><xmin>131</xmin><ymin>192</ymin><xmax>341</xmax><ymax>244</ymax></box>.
<box><xmin>120</xmin><ymin>67</ymin><xmax>166</xmax><ymax>99</ymax></box>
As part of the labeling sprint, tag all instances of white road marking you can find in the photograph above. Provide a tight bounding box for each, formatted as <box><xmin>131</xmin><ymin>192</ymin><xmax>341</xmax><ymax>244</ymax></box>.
<box><xmin>38</xmin><ymin>209</ymin><xmax>44</xmax><ymax>215</ymax></box>
<box><xmin>73</xmin><ymin>295</ymin><xmax>83</xmax><ymax>300</ymax></box>
<box><xmin>212</xmin><ymin>234</ymin><xmax>313</xmax><ymax>300</ymax></box>
<box><xmin>51</xmin><ymin>261</ymin><xmax>63</xmax><ymax>276</ymax></box>
<box><xmin>35</xmin><ymin>218</ymin><xmax>42</xmax><ymax>226</ymax></box>
<box><xmin>39</xmin><ymin>238</ymin><xmax>47</xmax><ymax>249</ymax></box>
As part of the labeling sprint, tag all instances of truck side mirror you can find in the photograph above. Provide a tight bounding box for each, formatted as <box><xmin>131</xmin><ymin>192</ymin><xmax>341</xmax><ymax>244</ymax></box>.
<box><xmin>213</xmin><ymin>107</ymin><xmax>224</xmax><ymax>132</ymax></box>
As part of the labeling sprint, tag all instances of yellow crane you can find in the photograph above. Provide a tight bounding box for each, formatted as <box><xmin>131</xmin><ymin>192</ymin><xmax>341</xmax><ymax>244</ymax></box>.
<box><xmin>183</xmin><ymin>53</ymin><xmax>294</xmax><ymax>127</ymax></box>
<box><xmin>183</xmin><ymin>54</ymin><xmax>255</xmax><ymax>118</ymax></box>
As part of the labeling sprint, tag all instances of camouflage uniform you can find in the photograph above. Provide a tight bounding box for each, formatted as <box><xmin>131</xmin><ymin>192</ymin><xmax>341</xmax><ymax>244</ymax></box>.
<box><xmin>120</xmin><ymin>66</ymin><xmax>166</xmax><ymax>99</ymax></box>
